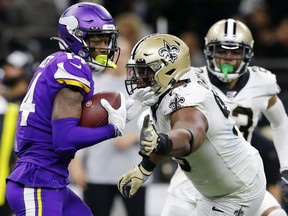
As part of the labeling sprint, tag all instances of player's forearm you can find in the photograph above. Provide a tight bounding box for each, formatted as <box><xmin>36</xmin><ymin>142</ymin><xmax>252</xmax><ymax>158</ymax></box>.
<box><xmin>272</xmin><ymin>126</ymin><xmax>288</xmax><ymax>171</ymax></box>
<box><xmin>52</xmin><ymin>117</ymin><xmax>115</xmax><ymax>153</ymax></box>
<box><xmin>264</xmin><ymin>99</ymin><xmax>288</xmax><ymax>171</ymax></box>
<box><xmin>149</xmin><ymin>154</ymin><xmax>171</xmax><ymax>165</ymax></box>
<box><xmin>164</xmin><ymin>128</ymin><xmax>194</xmax><ymax>157</ymax></box>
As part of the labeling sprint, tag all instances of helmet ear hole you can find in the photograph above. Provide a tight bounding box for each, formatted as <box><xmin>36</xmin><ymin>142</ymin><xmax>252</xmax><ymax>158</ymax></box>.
<box><xmin>207</xmin><ymin>55</ymin><xmax>213</xmax><ymax>60</ymax></box>
<box><xmin>243</xmin><ymin>57</ymin><xmax>249</xmax><ymax>63</ymax></box>
<box><xmin>204</xmin><ymin>45</ymin><xmax>214</xmax><ymax>60</ymax></box>
<box><xmin>165</xmin><ymin>69</ymin><xmax>176</xmax><ymax>76</ymax></box>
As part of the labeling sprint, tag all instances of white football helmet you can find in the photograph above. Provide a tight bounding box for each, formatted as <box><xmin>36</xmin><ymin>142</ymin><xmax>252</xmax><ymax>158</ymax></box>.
<box><xmin>204</xmin><ymin>18</ymin><xmax>254</xmax><ymax>82</ymax></box>
<box><xmin>125</xmin><ymin>33</ymin><xmax>191</xmax><ymax>103</ymax></box>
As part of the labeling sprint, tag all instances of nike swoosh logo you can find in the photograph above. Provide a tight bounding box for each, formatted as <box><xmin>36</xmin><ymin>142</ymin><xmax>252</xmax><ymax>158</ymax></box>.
<box><xmin>212</xmin><ymin>206</ymin><xmax>225</xmax><ymax>213</ymax></box>
<box><xmin>70</xmin><ymin>62</ymin><xmax>82</xmax><ymax>69</ymax></box>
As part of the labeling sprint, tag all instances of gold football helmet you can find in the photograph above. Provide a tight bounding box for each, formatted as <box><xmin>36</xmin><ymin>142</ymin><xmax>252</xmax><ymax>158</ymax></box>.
<box><xmin>204</xmin><ymin>18</ymin><xmax>254</xmax><ymax>82</ymax></box>
<box><xmin>125</xmin><ymin>33</ymin><xmax>191</xmax><ymax>97</ymax></box>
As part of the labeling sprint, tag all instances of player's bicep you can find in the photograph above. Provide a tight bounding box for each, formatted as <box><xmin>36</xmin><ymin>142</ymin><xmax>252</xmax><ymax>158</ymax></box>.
<box><xmin>52</xmin><ymin>87</ymin><xmax>83</xmax><ymax>120</ymax></box>
<box><xmin>170</xmin><ymin>107</ymin><xmax>208</xmax><ymax>152</ymax></box>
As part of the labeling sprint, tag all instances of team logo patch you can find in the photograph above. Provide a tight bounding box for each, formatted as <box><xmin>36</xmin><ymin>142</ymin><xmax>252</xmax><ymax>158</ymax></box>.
<box><xmin>226</xmin><ymin>91</ymin><xmax>237</xmax><ymax>99</ymax></box>
<box><xmin>159</xmin><ymin>40</ymin><xmax>180</xmax><ymax>63</ymax></box>
<box><xmin>169</xmin><ymin>94</ymin><xmax>185</xmax><ymax>111</ymax></box>
<box><xmin>234</xmin><ymin>206</ymin><xmax>244</xmax><ymax>216</ymax></box>
<box><xmin>85</xmin><ymin>100</ymin><xmax>93</xmax><ymax>107</ymax></box>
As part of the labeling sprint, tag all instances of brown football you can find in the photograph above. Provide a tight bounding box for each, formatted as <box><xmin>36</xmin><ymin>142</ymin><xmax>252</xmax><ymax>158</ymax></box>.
<box><xmin>80</xmin><ymin>91</ymin><xmax>121</xmax><ymax>127</ymax></box>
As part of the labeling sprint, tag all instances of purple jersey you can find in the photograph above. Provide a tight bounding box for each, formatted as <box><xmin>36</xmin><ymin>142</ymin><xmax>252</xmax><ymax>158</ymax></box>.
<box><xmin>8</xmin><ymin>51</ymin><xmax>94</xmax><ymax>188</ymax></box>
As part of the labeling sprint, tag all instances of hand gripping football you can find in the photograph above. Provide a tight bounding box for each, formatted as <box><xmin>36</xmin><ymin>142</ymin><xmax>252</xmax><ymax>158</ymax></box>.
<box><xmin>80</xmin><ymin>91</ymin><xmax>121</xmax><ymax>127</ymax></box>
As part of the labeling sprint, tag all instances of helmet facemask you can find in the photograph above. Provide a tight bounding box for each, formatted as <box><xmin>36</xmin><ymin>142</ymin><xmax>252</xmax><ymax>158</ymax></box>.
<box><xmin>205</xmin><ymin>41</ymin><xmax>253</xmax><ymax>82</ymax></box>
<box><xmin>125</xmin><ymin>58</ymin><xmax>161</xmax><ymax>96</ymax></box>
<box><xmin>84</xmin><ymin>33</ymin><xmax>120</xmax><ymax>72</ymax></box>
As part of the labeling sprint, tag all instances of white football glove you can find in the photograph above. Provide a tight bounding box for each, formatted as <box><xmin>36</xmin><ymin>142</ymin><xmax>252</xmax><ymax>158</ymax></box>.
<box><xmin>126</xmin><ymin>87</ymin><xmax>157</xmax><ymax>122</ymax></box>
<box><xmin>101</xmin><ymin>92</ymin><xmax>126</xmax><ymax>136</ymax></box>
<box><xmin>118</xmin><ymin>163</ymin><xmax>152</xmax><ymax>198</ymax></box>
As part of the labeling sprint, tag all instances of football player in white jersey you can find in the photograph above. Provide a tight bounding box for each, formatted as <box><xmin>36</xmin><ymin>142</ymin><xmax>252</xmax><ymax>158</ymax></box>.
<box><xmin>117</xmin><ymin>33</ymin><xmax>267</xmax><ymax>215</ymax></box>
<box><xmin>161</xmin><ymin>19</ymin><xmax>288</xmax><ymax>216</ymax></box>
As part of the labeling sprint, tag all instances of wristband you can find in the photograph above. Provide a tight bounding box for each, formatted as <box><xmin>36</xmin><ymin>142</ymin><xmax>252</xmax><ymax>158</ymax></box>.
<box><xmin>155</xmin><ymin>133</ymin><xmax>173</xmax><ymax>155</ymax></box>
<box><xmin>112</xmin><ymin>124</ymin><xmax>122</xmax><ymax>137</ymax></box>
<box><xmin>141</xmin><ymin>157</ymin><xmax>157</xmax><ymax>172</ymax></box>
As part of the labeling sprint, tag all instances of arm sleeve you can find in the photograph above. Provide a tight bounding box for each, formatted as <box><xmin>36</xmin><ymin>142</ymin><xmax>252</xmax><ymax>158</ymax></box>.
<box><xmin>52</xmin><ymin>117</ymin><xmax>115</xmax><ymax>153</ymax></box>
<box><xmin>263</xmin><ymin>98</ymin><xmax>288</xmax><ymax>172</ymax></box>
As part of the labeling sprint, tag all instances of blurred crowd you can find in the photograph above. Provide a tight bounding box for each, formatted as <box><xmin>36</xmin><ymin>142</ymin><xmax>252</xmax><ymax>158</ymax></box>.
<box><xmin>0</xmin><ymin>0</ymin><xmax>288</xmax><ymax>87</ymax></box>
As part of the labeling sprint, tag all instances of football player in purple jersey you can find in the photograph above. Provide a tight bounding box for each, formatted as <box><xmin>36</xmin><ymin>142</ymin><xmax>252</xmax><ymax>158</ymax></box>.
<box><xmin>5</xmin><ymin>2</ymin><xmax>126</xmax><ymax>216</ymax></box>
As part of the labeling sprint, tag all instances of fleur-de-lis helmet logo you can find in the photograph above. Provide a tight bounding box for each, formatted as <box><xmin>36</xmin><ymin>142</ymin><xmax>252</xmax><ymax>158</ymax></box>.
<box><xmin>169</xmin><ymin>94</ymin><xmax>185</xmax><ymax>112</ymax></box>
<box><xmin>159</xmin><ymin>40</ymin><xmax>180</xmax><ymax>63</ymax></box>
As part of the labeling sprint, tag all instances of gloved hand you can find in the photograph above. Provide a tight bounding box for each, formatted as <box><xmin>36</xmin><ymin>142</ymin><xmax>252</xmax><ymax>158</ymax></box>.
<box><xmin>118</xmin><ymin>163</ymin><xmax>152</xmax><ymax>198</ymax></box>
<box><xmin>141</xmin><ymin>89</ymin><xmax>159</xmax><ymax>106</ymax></box>
<box><xmin>140</xmin><ymin>114</ymin><xmax>160</xmax><ymax>156</ymax></box>
<box><xmin>101</xmin><ymin>92</ymin><xmax>126</xmax><ymax>136</ymax></box>
<box><xmin>126</xmin><ymin>87</ymin><xmax>156</xmax><ymax>122</ymax></box>
<box><xmin>281</xmin><ymin>170</ymin><xmax>288</xmax><ymax>202</ymax></box>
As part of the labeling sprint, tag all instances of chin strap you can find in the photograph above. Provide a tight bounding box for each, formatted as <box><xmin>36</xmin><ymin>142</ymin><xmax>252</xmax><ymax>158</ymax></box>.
<box><xmin>50</xmin><ymin>37</ymin><xmax>70</xmax><ymax>51</ymax></box>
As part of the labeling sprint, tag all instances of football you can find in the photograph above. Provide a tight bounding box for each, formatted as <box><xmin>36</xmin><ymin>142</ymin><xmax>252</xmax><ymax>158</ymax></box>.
<box><xmin>80</xmin><ymin>91</ymin><xmax>121</xmax><ymax>127</ymax></box>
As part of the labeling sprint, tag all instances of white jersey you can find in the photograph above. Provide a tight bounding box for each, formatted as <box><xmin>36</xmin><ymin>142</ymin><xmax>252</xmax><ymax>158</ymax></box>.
<box><xmin>164</xmin><ymin>66</ymin><xmax>282</xmax><ymax>215</ymax></box>
<box><xmin>197</xmin><ymin>66</ymin><xmax>280</xmax><ymax>142</ymax></box>
<box><xmin>154</xmin><ymin>70</ymin><xmax>266</xmax><ymax>201</ymax></box>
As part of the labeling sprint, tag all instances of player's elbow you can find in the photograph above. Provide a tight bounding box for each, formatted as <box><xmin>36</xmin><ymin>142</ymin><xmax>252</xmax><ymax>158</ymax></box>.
<box><xmin>53</xmin><ymin>138</ymin><xmax>77</xmax><ymax>154</ymax></box>
<box><xmin>52</xmin><ymin>118</ymin><xmax>79</xmax><ymax>154</ymax></box>
<box><xmin>149</xmin><ymin>154</ymin><xmax>171</xmax><ymax>165</ymax></box>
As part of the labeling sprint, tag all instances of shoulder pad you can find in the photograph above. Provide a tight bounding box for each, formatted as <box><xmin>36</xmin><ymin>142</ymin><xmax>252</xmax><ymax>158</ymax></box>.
<box><xmin>54</xmin><ymin>52</ymin><xmax>92</xmax><ymax>94</ymax></box>
<box><xmin>248</xmin><ymin>66</ymin><xmax>280</xmax><ymax>94</ymax></box>
<box><xmin>249</xmin><ymin>66</ymin><xmax>272</xmax><ymax>74</ymax></box>
<box><xmin>159</xmin><ymin>82</ymin><xmax>209</xmax><ymax>115</ymax></box>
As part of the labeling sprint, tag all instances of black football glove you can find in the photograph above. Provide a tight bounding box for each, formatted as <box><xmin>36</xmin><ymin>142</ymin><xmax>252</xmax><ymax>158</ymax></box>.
<box><xmin>281</xmin><ymin>170</ymin><xmax>288</xmax><ymax>202</ymax></box>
